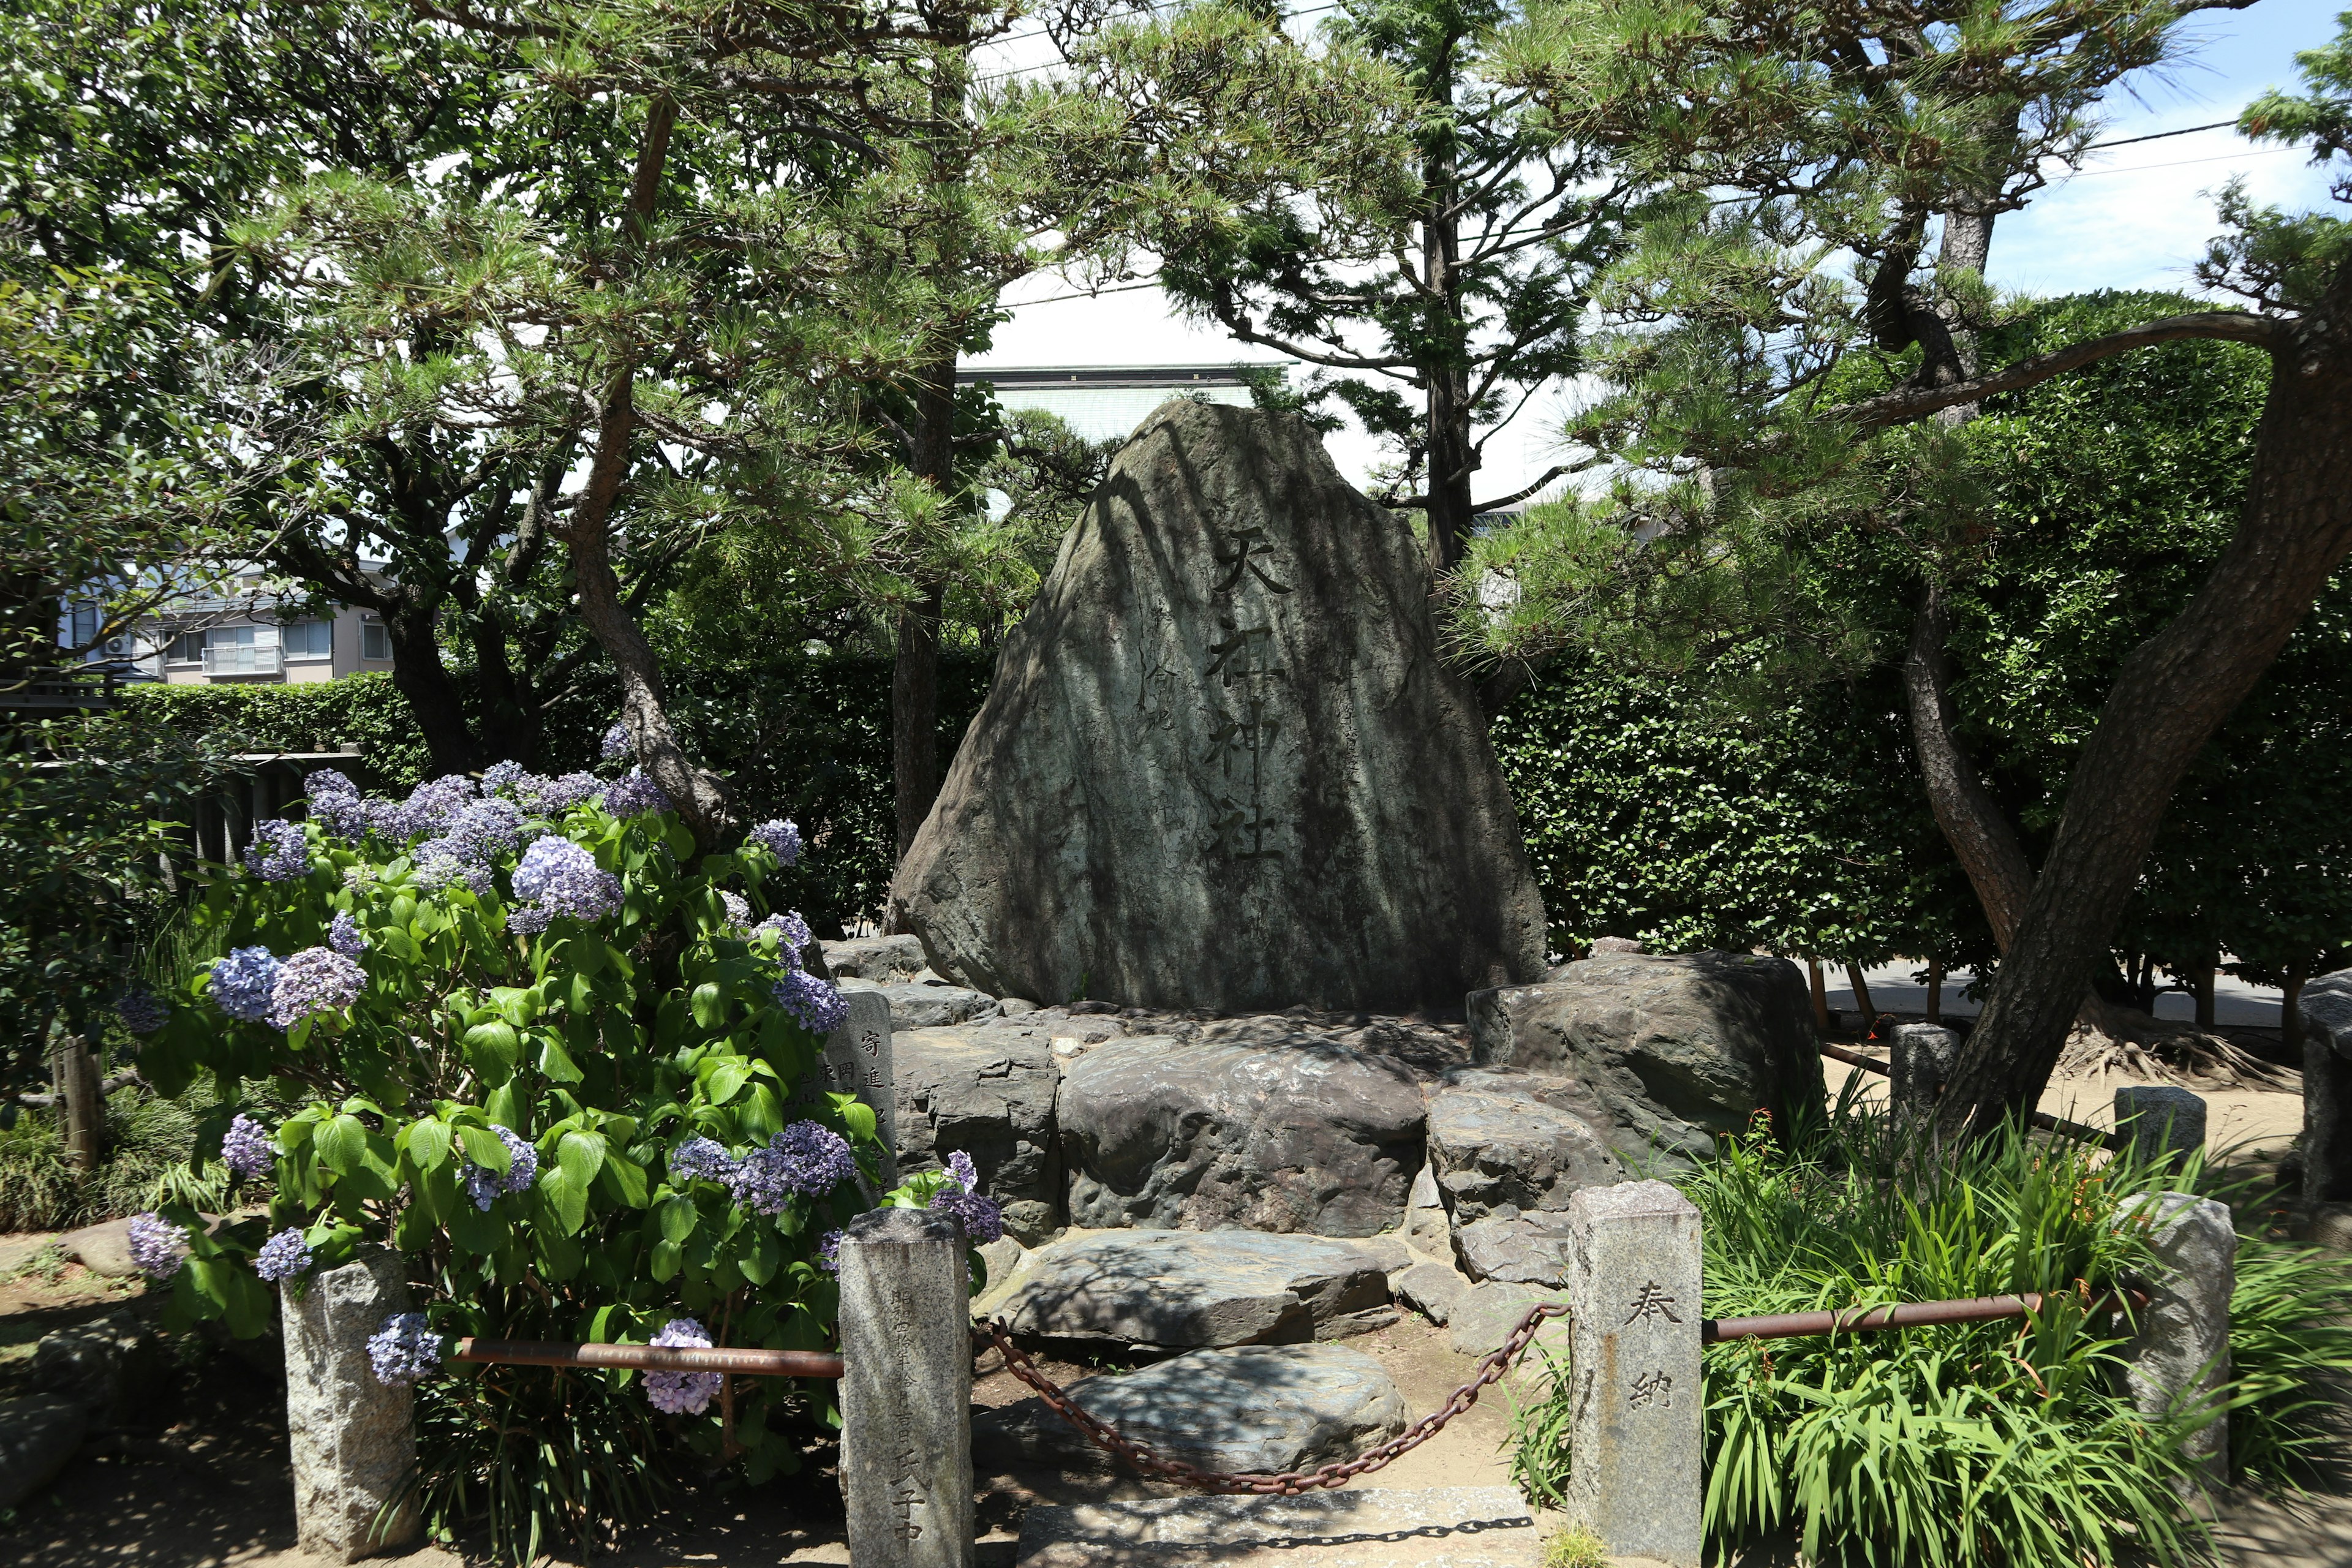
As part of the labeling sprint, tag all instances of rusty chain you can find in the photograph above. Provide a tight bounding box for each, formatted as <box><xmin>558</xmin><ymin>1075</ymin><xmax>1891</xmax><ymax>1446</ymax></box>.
<box><xmin>975</xmin><ymin>1300</ymin><xmax>1570</xmax><ymax>1497</ymax></box>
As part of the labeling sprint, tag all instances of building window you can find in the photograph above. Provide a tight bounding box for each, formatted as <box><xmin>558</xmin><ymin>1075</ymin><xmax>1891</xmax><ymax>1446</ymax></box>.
<box><xmin>283</xmin><ymin>619</ymin><xmax>333</xmax><ymax>658</ymax></box>
<box><xmin>169</xmin><ymin>630</ymin><xmax>204</xmax><ymax>663</ymax></box>
<box><xmin>361</xmin><ymin>619</ymin><xmax>391</xmax><ymax>661</ymax></box>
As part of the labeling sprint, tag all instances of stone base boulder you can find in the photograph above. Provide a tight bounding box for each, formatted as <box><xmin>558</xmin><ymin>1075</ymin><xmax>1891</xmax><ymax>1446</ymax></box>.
<box><xmin>974</xmin><ymin>1344</ymin><xmax>1406</xmax><ymax>1477</ymax></box>
<box><xmin>1468</xmin><ymin>951</ymin><xmax>1822</xmax><ymax>1169</ymax></box>
<box><xmin>1425</xmin><ymin>1071</ymin><xmax>1625</xmax><ymax>1224</ymax></box>
<box><xmin>839</xmin><ymin>978</ymin><xmax>998</xmax><ymax>1031</ymax></box>
<box><xmin>32</xmin><ymin>1311</ymin><xmax>160</xmax><ymax>1423</ymax></box>
<box><xmin>1059</xmin><ymin>1036</ymin><xmax>1425</xmax><ymax>1237</ymax></box>
<box><xmin>889</xmin><ymin>399</ymin><xmax>1547</xmax><ymax>1014</ymax></box>
<box><xmin>987</xmin><ymin>1230</ymin><xmax>1391</xmax><ymax>1348</ymax></box>
<box><xmin>822</xmin><ymin>935</ymin><xmax>927</xmax><ymax>982</ymax></box>
<box><xmin>894</xmin><ymin>1025</ymin><xmax>1063</xmax><ymax>1245</ymax></box>
<box><xmin>0</xmin><ymin>1395</ymin><xmax>88</xmax><ymax>1509</ymax></box>
<box><xmin>1450</xmin><ymin>1208</ymin><xmax>1577</xmax><ymax>1287</ymax></box>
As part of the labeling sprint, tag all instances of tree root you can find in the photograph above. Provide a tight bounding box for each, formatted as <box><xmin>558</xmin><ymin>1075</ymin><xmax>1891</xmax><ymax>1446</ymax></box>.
<box><xmin>2057</xmin><ymin>997</ymin><xmax>2296</xmax><ymax>1088</ymax></box>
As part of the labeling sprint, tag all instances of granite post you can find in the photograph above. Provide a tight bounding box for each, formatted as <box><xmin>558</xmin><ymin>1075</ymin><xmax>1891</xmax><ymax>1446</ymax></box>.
<box><xmin>282</xmin><ymin>1253</ymin><xmax>421</xmax><ymax>1560</ymax></box>
<box><xmin>2114</xmin><ymin>1193</ymin><xmax>2235</xmax><ymax>1489</ymax></box>
<box><xmin>1888</xmin><ymin>1023</ymin><xmax>1960</xmax><ymax>1121</ymax></box>
<box><xmin>2114</xmin><ymin>1087</ymin><xmax>2207</xmax><ymax>1170</ymax></box>
<box><xmin>806</xmin><ymin>990</ymin><xmax>899</xmax><ymax>1190</ymax></box>
<box><xmin>839</xmin><ymin>1207</ymin><xmax>973</xmax><ymax>1568</ymax></box>
<box><xmin>2298</xmin><ymin>970</ymin><xmax>2352</xmax><ymax>1201</ymax></box>
<box><xmin>1564</xmin><ymin>1180</ymin><xmax>1702</xmax><ymax>1567</ymax></box>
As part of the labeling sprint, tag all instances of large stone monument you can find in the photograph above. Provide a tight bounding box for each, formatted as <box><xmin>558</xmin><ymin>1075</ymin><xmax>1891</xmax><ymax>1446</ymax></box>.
<box><xmin>889</xmin><ymin>401</ymin><xmax>1547</xmax><ymax>1013</ymax></box>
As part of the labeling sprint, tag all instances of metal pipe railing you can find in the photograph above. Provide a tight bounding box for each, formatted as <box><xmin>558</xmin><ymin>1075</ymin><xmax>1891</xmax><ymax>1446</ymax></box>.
<box><xmin>451</xmin><ymin>1337</ymin><xmax>844</xmax><ymax>1379</ymax></box>
<box><xmin>1701</xmin><ymin>1286</ymin><xmax>2149</xmax><ymax>1344</ymax></box>
<box><xmin>1817</xmin><ymin>1040</ymin><xmax>2119</xmax><ymax>1148</ymax></box>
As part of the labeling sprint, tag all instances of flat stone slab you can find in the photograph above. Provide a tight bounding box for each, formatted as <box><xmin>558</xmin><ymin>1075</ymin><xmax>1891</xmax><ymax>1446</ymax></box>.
<box><xmin>838</xmin><ymin>979</ymin><xmax>998</xmax><ymax>1030</ymax></box>
<box><xmin>976</xmin><ymin>1343</ymin><xmax>1406</xmax><ymax>1477</ymax></box>
<box><xmin>59</xmin><ymin>1217</ymin><xmax>137</xmax><ymax>1277</ymax></box>
<box><xmin>1016</xmin><ymin>1486</ymin><xmax>1545</xmax><ymax>1566</ymax></box>
<box><xmin>987</xmin><ymin>1229</ymin><xmax>1390</xmax><ymax>1347</ymax></box>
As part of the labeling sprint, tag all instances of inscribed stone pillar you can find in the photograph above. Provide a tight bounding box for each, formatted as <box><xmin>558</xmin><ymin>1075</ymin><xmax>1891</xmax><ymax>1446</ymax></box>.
<box><xmin>802</xmin><ymin>990</ymin><xmax>899</xmax><ymax>1189</ymax></box>
<box><xmin>2298</xmin><ymin>970</ymin><xmax>2352</xmax><ymax>1202</ymax></box>
<box><xmin>839</xmin><ymin>1207</ymin><xmax>974</xmax><ymax>1568</ymax></box>
<box><xmin>2114</xmin><ymin>1193</ymin><xmax>2235</xmax><ymax>1489</ymax></box>
<box><xmin>2114</xmin><ymin>1087</ymin><xmax>2207</xmax><ymax>1169</ymax></box>
<box><xmin>1888</xmin><ymin>1023</ymin><xmax>1959</xmax><ymax>1121</ymax></box>
<box><xmin>282</xmin><ymin>1253</ymin><xmax>421</xmax><ymax>1560</ymax></box>
<box><xmin>1564</xmin><ymin>1180</ymin><xmax>1702</xmax><ymax>1568</ymax></box>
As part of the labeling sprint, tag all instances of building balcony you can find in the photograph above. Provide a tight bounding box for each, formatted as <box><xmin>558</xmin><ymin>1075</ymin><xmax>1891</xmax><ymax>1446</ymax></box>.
<box><xmin>202</xmin><ymin>644</ymin><xmax>283</xmax><ymax>677</ymax></box>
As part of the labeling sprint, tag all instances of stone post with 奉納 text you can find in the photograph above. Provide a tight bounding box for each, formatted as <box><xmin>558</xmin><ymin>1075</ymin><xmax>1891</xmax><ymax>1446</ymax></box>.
<box><xmin>1564</xmin><ymin>1179</ymin><xmax>1703</xmax><ymax>1567</ymax></box>
<box><xmin>839</xmin><ymin>1206</ymin><xmax>973</xmax><ymax>1568</ymax></box>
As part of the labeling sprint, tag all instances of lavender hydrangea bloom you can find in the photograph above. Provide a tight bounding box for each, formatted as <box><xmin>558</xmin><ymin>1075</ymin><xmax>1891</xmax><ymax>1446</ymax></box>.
<box><xmin>209</xmin><ymin>947</ymin><xmax>281</xmax><ymax>1023</ymax></box>
<box><xmin>481</xmin><ymin>760</ymin><xmax>531</xmax><ymax>795</ymax></box>
<box><xmin>406</xmin><ymin>774</ymin><xmax>477</xmax><ymax>832</ymax></box>
<box><xmin>254</xmin><ymin>1227</ymin><xmax>313</xmax><ymax>1283</ymax></box>
<box><xmin>669</xmin><ymin>1136</ymin><xmax>739</xmax><ymax>1185</ymax></box>
<box><xmin>644</xmin><ymin>1318</ymin><xmax>723</xmax><ymax>1415</ymax></box>
<box><xmin>306</xmin><ymin>767</ymin><xmax>360</xmax><ymax>801</ymax></box>
<box><xmin>525</xmin><ymin>771</ymin><xmax>605</xmax><ymax>814</ymax></box>
<box><xmin>720</xmin><ymin>891</ymin><xmax>752</xmax><ymax>930</ymax></box>
<box><xmin>305</xmin><ymin>769</ymin><xmax>369</xmax><ymax>841</ymax></box>
<box><xmin>244</xmin><ymin>818</ymin><xmax>311</xmax><ymax>881</ymax></box>
<box><xmin>726</xmin><ymin>1121</ymin><xmax>856</xmax><ymax>1214</ymax></box>
<box><xmin>753</xmin><ymin>912</ymin><xmax>813</xmax><ymax>964</ymax></box>
<box><xmin>771</xmin><ymin>968</ymin><xmax>848</xmax><ymax>1035</ymax></box>
<box><xmin>600</xmin><ymin>722</ymin><xmax>633</xmax><ymax>763</ymax></box>
<box><xmin>327</xmin><ymin>910</ymin><xmax>368</xmax><ymax>956</ymax></box>
<box><xmin>946</xmin><ymin>1149</ymin><xmax>979</xmax><ymax>1193</ymax></box>
<box><xmin>506</xmin><ymin>904</ymin><xmax>554</xmax><ymax>937</ymax></box>
<box><xmin>267</xmin><ymin>945</ymin><xmax>366</xmax><ymax>1031</ymax></box>
<box><xmin>747</xmin><ymin>818</ymin><xmax>802</xmax><ymax>865</ymax></box>
<box><xmin>127</xmin><ymin>1212</ymin><xmax>187</xmax><ymax>1279</ymax></box>
<box><xmin>221</xmin><ymin>1112</ymin><xmax>276</xmax><ymax>1178</ymax></box>
<box><xmin>509</xmin><ymin>836</ymin><xmax>623</xmax><ymax>924</ymax></box>
<box><xmin>446</xmin><ymin>797</ymin><xmax>526</xmax><ymax>864</ymax></box>
<box><xmin>603</xmin><ymin>768</ymin><xmax>672</xmax><ymax>818</ymax></box>
<box><xmin>115</xmin><ymin>988</ymin><xmax>168</xmax><ymax>1035</ymax></box>
<box><xmin>928</xmin><ymin>1185</ymin><xmax>1005</xmax><ymax>1245</ymax></box>
<box><xmin>461</xmin><ymin>1125</ymin><xmax>540</xmax><ymax>1210</ymax></box>
<box><xmin>816</xmin><ymin>1229</ymin><xmax>843</xmax><ymax>1273</ymax></box>
<box><xmin>412</xmin><ymin>842</ymin><xmax>491</xmax><ymax>896</ymax></box>
<box><xmin>367</xmin><ymin>1313</ymin><xmax>444</xmax><ymax>1386</ymax></box>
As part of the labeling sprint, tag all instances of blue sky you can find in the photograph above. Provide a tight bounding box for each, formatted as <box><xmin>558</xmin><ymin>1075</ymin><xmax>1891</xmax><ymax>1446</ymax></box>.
<box><xmin>973</xmin><ymin>1</ymin><xmax>2346</xmax><ymax>490</ymax></box>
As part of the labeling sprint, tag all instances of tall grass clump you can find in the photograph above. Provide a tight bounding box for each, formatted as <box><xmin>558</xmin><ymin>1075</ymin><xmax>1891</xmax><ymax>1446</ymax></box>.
<box><xmin>1509</xmin><ymin>1094</ymin><xmax>2352</xmax><ymax>1568</ymax></box>
<box><xmin>0</xmin><ymin>1086</ymin><xmax>236</xmax><ymax>1234</ymax></box>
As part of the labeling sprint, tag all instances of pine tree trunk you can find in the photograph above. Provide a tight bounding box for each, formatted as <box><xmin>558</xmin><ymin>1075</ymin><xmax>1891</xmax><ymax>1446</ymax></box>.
<box><xmin>1899</xmin><ymin>583</ymin><xmax>2035</xmax><ymax>950</ymax></box>
<box><xmin>1807</xmin><ymin>957</ymin><xmax>1830</xmax><ymax>1035</ymax></box>
<box><xmin>1845</xmin><ymin>963</ymin><xmax>1878</xmax><ymax>1031</ymax></box>
<box><xmin>1418</xmin><ymin>40</ymin><xmax>1476</xmax><ymax>586</ymax></box>
<box><xmin>2284</xmin><ymin>967</ymin><xmax>2306</xmax><ymax>1057</ymax></box>
<box><xmin>1940</xmin><ymin>276</ymin><xmax>2352</xmax><ymax>1137</ymax></box>
<box><xmin>893</xmin><ymin>353</ymin><xmax>959</xmax><ymax>862</ymax></box>
<box><xmin>382</xmin><ymin>599</ymin><xmax>480</xmax><ymax>779</ymax></box>
<box><xmin>52</xmin><ymin>1034</ymin><xmax>101</xmax><ymax>1170</ymax></box>
<box><xmin>1927</xmin><ymin>956</ymin><xmax>1945</xmax><ymax>1026</ymax></box>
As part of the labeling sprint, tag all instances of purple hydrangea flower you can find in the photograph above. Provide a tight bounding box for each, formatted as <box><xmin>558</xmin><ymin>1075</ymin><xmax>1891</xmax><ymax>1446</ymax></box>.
<box><xmin>748</xmin><ymin>819</ymin><xmax>802</xmax><ymax>865</ymax></box>
<box><xmin>209</xmin><ymin>947</ymin><xmax>281</xmax><ymax>1023</ymax></box>
<box><xmin>461</xmin><ymin>1125</ymin><xmax>540</xmax><ymax>1210</ymax></box>
<box><xmin>726</xmin><ymin>1121</ymin><xmax>856</xmax><ymax>1214</ymax></box>
<box><xmin>254</xmin><ymin>1227</ymin><xmax>312</xmax><ymax>1283</ymax></box>
<box><xmin>753</xmin><ymin>912</ymin><xmax>813</xmax><ymax>964</ymax></box>
<box><xmin>720</xmin><ymin>891</ymin><xmax>752</xmax><ymax>930</ymax></box>
<box><xmin>669</xmin><ymin>1136</ymin><xmax>739</xmax><ymax>1185</ymax></box>
<box><xmin>306</xmin><ymin>767</ymin><xmax>360</xmax><ymax>801</ymax></box>
<box><xmin>816</xmin><ymin>1228</ymin><xmax>843</xmax><ymax>1273</ymax></box>
<box><xmin>328</xmin><ymin>910</ymin><xmax>368</xmax><ymax>956</ymax></box>
<box><xmin>509</xmin><ymin>836</ymin><xmax>623</xmax><ymax>924</ymax></box>
<box><xmin>928</xmin><ymin>1185</ymin><xmax>1005</xmax><ymax>1245</ymax></box>
<box><xmin>305</xmin><ymin>769</ymin><xmax>369</xmax><ymax>841</ymax></box>
<box><xmin>524</xmin><ymin>772</ymin><xmax>605</xmax><ymax>814</ymax></box>
<box><xmin>406</xmin><ymin>774</ymin><xmax>477</xmax><ymax>832</ymax></box>
<box><xmin>644</xmin><ymin>1317</ymin><xmax>722</xmax><ymax>1415</ymax></box>
<box><xmin>115</xmin><ymin>987</ymin><xmax>169</xmax><ymax>1035</ymax></box>
<box><xmin>506</xmin><ymin>904</ymin><xmax>553</xmax><ymax>937</ymax></box>
<box><xmin>367</xmin><ymin>1313</ymin><xmax>444</xmax><ymax>1386</ymax></box>
<box><xmin>221</xmin><ymin>1112</ymin><xmax>276</xmax><ymax>1178</ymax></box>
<box><xmin>603</xmin><ymin>767</ymin><xmax>672</xmax><ymax>818</ymax></box>
<box><xmin>267</xmin><ymin>945</ymin><xmax>366</xmax><ymax>1031</ymax></box>
<box><xmin>244</xmin><ymin>818</ymin><xmax>311</xmax><ymax>881</ymax></box>
<box><xmin>946</xmin><ymin>1149</ymin><xmax>979</xmax><ymax>1193</ymax></box>
<box><xmin>127</xmin><ymin>1212</ymin><xmax>187</xmax><ymax>1279</ymax></box>
<box><xmin>446</xmin><ymin>797</ymin><xmax>526</xmax><ymax>864</ymax></box>
<box><xmin>412</xmin><ymin>841</ymin><xmax>491</xmax><ymax>895</ymax></box>
<box><xmin>771</xmin><ymin>968</ymin><xmax>848</xmax><ymax>1035</ymax></box>
<box><xmin>600</xmin><ymin>722</ymin><xmax>633</xmax><ymax>763</ymax></box>
<box><xmin>481</xmin><ymin>760</ymin><xmax>531</xmax><ymax>795</ymax></box>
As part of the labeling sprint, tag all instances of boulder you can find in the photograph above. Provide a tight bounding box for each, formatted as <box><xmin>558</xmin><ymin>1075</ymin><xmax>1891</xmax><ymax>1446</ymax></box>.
<box><xmin>894</xmin><ymin>1025</ymin><xmax>1063</xmax><ymax>1245</ymax></box>
<box><xmin>1393</xmin><ymin>1261</ymin><xmax>1470</xmax><ymax>1328</ymax></box>
<box><xmin>889</xmin><ymin>400</ymin><xmax>1547</xmax><ymax>1014</ymax></box>
<box><xmin>32</xmin><ymin>1311</ymin><xmax>160</xmax><ymax>1421</ymax></box>
<box><xmin>1425</xmin><ymin>1073</ymin><xmax>1626</xmax><ymax>1224</ymax></box>
<box><xmin>1404</xmin><ymin>1166</ymin><xmax>1449</xmax><ymax>1254</ymax></box>
<box><xmin>1447</xmin><ymin>1283</ymin><xmax>1568</xmax><ymax>1359</ymax></box>
<box><xmin>838</xmin><ymin>978</ymin><xmax>997</xmax><ymax>1031</ymax></box>
<box><xmin>973</xmin><ymin>1343</ymin><xmax>1406</xmax><ymax>1477</ymax></box>
<box><xmin>1450</xmin><ymin>1208</ymin><xmax>1577</xmax><ymax>1287</ymax></box>
<box><xmin>989</xmin><ymin>1229</ymin><xmax>1390</xmax><ymax>1348</ymax></box>
<box><xmin>0</xmin><ymin>1395</ymin><xmax>88</xmax><ymax>1509</ymax></box>
<box><xmin>1468</xmin><ymin>951</ymin><xmax>1823</xmax><ymax>1169</ymax></box>
<box><xmin>1588</xmin><ymin>937</ymin><xmax>1646</xmax><ymax>956</ymax></box>
<box><xmin>1059</xmin><ymin>1035</ymin><xmax>1425</xmax><ymax>1237</ymax></box>
<box><xmin>822</xmin><ymin>935</ymin><xmax>927</xmax><ymax>982</ymax></box>
<box><xmin>59</xmin><ymin>1217</ymin><xmax>137</xmax><ymax>1278</ymax></box>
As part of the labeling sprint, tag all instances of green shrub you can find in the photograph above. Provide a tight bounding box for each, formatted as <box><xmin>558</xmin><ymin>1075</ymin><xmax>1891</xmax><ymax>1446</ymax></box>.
<box><xmin>1507</xmin><ymin>1104</ymin><xmax>2351</xmax><ymax>1568</ymax></box>
<box><xmin>0</xmin><ymin>1086</ymin><xmax>234</xmax><ymax>1232</ymax></box>
<box><xmin>130</xmin><ymin>763</ymin><xmax>997</xmax><ymax>1561</ymax></box>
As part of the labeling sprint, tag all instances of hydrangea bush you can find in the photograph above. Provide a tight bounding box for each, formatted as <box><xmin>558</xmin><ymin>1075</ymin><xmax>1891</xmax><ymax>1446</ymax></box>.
<box><xmin>127</xmin><ymin>759</ymin><xmax>984</xmax><ymax>1490</ymax></box>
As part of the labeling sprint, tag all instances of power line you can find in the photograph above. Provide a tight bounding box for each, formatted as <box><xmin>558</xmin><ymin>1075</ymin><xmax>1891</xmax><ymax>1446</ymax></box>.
<box><xmin>2084</xmin><ymin>118</ymin><xmax>2240</xmax><ymax>151</ymax></box>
